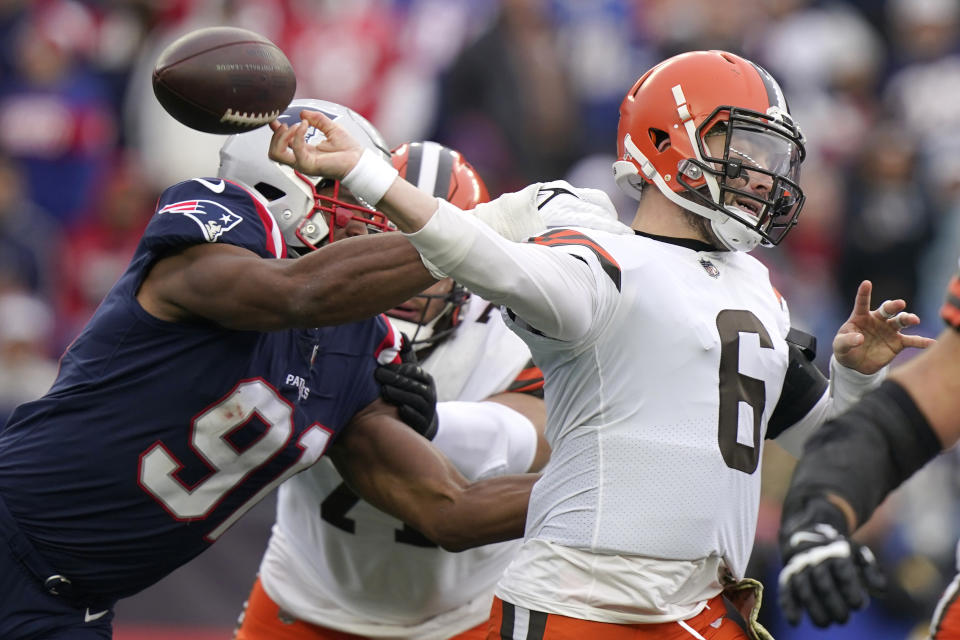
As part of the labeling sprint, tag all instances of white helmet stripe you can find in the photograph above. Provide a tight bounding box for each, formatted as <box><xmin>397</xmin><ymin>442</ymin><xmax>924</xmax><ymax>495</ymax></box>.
<box><xmin>672</xmin><ymin>83</ymin><xmax>721</xmax><ymax>202</ymax></box>
<box><xmin>415</xmin><ymin>141</ymin><xmax>443</xmax><ymax>196</ymax></box>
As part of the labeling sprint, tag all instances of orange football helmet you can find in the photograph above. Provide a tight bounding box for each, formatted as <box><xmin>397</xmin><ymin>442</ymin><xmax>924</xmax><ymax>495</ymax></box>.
<box><xmin>391</xmin><ymin>141</ymin><xmax>490</xmax><ymax>210</ymax></box>
<box><xmin>614</xmin><ymin>50</ymin><xmax>806</xmax><ymax>251</ymax></box>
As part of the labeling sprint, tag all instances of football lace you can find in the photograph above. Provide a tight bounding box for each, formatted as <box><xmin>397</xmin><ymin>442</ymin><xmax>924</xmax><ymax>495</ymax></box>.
<box><xmin>220</xmin><ymin>108</ymin><xmax>281</xmax><ymax>127</ymax></box>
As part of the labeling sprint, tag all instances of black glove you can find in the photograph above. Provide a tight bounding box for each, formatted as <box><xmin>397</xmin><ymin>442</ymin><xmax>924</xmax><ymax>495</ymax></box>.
<box><xmin>374</xmin><ymin>362</ymin><xmax>438</xmax><ymax>440</ymax></box>
<box><xmin>778</xmin><ymin>496</ymin><xmax>886</xmax><ymax>628</ymax></box>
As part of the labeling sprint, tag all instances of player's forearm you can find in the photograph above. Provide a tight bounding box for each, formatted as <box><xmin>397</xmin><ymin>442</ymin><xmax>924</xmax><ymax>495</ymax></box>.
<box><xmin>827</xmin><ymin>354</ymin><xmax>888</xmax><ymax>414</ymax></box>
<box><xmin>332</xmin><ymin>405</ymin><xmax>535</xmax><ymax>552</ymax></box>
<box><xmin>786</xmin><ymin>380</ymin><xmax>942</xmax><ymax>531</ymax></box>
<box><xmin>288</xmin><ymin>232</ymin><xmax>436</xmax><ymax>326</ymax></box>
<box><xmin>426</xmin><ymin>472</ymin><xmax>537</xmax><ymax>552</ymax></box>
<box><xmin>374</xmin><ymin>171</ymin><xmax>445</xmax><ymax>233</ymax></box>
<box><xmin>774</xmin><ymin>355</ymin><xmax>888</xmax><ymax>458</ymax></box>
<box><xmin>405</xmin><ymin>201</ymin><xmax>596</xmax><ymax>339</ymax></box>
<box><xmin>890</xmin><ymin>328</ymin><xmax>960</xmax><ymax>448</ymax></box>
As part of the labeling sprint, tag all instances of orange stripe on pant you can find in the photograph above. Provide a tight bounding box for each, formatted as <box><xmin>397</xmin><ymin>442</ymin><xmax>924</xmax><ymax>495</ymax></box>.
<box><xmin>234</xmin><ymin>576</ymin><xmax>487</xmax><ymax>640</ymax></box>
<box><xmin>486</xmin><ymin>596</ymin><xmax>751</xmax><ymax>640</ymax></box>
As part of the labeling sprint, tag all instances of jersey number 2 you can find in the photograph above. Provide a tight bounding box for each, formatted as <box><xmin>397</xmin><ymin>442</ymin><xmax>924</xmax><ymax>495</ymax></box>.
<box><xmin>716</xmin><ymin>310</ymin><xmax>774</xmax><ymax>475</ymax></box>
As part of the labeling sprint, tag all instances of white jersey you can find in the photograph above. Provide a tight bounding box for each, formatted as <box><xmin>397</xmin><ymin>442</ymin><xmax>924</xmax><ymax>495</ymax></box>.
<box><xmin>402</xmin><ymin>183</ymin><xmax>883</xmax><ymax>623</ymax></box>
<box><xmin>257</xmin><ymin>294</ymin><xmax>539</xmax><ymax>639</ymax></box>
<box><xmin>496</xmin><ymin>230</ymin><xmax>790</xmax><ymax>621</ymax></box>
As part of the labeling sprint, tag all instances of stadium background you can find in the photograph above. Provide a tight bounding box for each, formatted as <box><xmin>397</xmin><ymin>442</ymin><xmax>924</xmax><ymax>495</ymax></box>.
<box><xmin>1</xmin><ymin>0</ymin><xmax>959</xmax><ymax>638</ymax></box>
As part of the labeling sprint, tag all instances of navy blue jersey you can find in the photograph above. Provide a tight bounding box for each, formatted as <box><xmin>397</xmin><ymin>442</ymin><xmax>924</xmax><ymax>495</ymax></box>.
<box><xmin>0</xmin><ymin>178</ymin><xmax>401</xmax><ymax>601</ymax></box>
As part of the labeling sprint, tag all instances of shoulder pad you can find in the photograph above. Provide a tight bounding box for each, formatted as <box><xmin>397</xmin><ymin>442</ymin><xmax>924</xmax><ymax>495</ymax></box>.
<box><xmin>147</xmin><ymin>178</ymin><xmax>285</xmax><ymax>258</ymax></box>
<box><xmin>535</xmin><ymin>181</ymin><xmax>631</xmax><ymax>235</ymax></box>
<box><xmin>785</xmin><ymin>327</ymin><xmax>817</xmax><ymax>361</ymax></box>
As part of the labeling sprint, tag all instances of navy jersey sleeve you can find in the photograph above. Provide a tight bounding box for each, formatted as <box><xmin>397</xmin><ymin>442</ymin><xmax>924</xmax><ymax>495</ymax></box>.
<box><xmin>142</xmin><ymin>178</ymin><xmax>286</xmax><ymax>259</ymax></box>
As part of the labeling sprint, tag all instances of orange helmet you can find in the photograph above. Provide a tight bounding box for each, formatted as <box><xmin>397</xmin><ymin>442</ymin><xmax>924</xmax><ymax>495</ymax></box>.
<box><xmin>613</xmin><ymin>50</ymin><xmax>806</xmax><ymax>251</ymax></box>
<box><xmin>388</xmin><ymin>141</ymin><xmax>490</xmax><ymax>355</ymax></box>
<box><xmin>391</xmin><ymin>141</ymin><xmax>490</xmax><ymax>210</ymax></box>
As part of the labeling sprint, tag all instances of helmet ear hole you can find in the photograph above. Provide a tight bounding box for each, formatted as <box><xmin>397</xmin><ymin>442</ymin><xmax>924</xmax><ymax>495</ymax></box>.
<box><xmin>648</xmin><ymin>128</ymin><xmax>670</xmax><ymax>152</ymax></box>
<box><xmin>254</xmin><ymin>182</ymin><xmax>286</xmax><ymax>201</ymax></box>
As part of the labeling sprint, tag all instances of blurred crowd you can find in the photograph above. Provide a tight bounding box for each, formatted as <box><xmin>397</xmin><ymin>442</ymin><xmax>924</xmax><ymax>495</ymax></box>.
<box><xmin>2</xmin><ymin>0</ymin><xmax>960</xmax><ymax>637</ymax></box>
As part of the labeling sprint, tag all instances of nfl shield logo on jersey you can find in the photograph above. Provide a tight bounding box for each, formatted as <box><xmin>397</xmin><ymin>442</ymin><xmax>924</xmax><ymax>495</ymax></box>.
<box><xmin>158</xmin><ymin>200</ymin><xmax>243</xmax><ymax>242</ymax></box>
<box><xmin>699</xmin><ymin>258</ymin><xmax>720</xmax><ymax>278</ymax></box>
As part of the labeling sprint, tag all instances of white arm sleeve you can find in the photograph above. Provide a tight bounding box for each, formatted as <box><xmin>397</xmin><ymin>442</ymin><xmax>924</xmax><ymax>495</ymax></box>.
<box><xmin>404</xmin><ymin>199</ymin><xmax>601</xmax><ymax>341</ymax></box>
<box><xmin>431</xmin><ymin>400</ymin><xmax>538</xmax><ymax>481</ymax></box>
<box><xmin>774</xmin><ymin>354</ymin><xmax>889</xmax><ymax>457</ymax></box>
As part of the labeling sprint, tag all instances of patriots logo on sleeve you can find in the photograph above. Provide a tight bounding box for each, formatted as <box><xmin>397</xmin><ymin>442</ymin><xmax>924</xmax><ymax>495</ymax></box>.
<box><xmin>158</xmin><ymin>199</ymin><xmax>243</xmax><ymax>242</ymax></box>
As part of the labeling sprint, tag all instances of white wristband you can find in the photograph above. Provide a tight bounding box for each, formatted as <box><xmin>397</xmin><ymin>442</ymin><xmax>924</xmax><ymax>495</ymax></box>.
<box><xmin>828</xmin><ymin>354</ymin><xmax>888</xmax><ymax>412</ymax></box>
<box><xmin>341</xmin><ymin>148</ymin><xmax>398</xmax><ymax>206</ymax></box>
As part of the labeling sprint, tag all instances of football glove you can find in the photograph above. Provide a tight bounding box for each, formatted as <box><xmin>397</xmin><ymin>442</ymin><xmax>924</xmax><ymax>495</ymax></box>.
<box><xmin>374</xmin><ymin>362</ymin><xmax>438</xmax><ymax>440</ymax></box>
<box><xmin>778</xmin><ymin>496</ymin><xmax>886</xmax><ymax>628</ymax></box>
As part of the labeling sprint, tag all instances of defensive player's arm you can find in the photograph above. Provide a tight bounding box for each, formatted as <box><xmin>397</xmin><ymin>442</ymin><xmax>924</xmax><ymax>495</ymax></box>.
<box><xmin>776</xmin><ymin>331</ymin><xmax>956</xmax><ymax>628</ymax></box>
<box><xmin>798</xmin><ymin>327</ymin><xmax>960</xmax><ymax>532</ymax></box>
<box><xmin>777</xmin><ymin>278</ymin><xmax>959</xmax><ymax>628</ymax></box>
<box><xmin>138</xmin><ymin>233</ymin><xmax>435</xmax><ymax>330</ymax></box>
<box><xmin>328</xmin><ymin>397</ymin><xmax>537</xmax><ymax>551</ymax></box>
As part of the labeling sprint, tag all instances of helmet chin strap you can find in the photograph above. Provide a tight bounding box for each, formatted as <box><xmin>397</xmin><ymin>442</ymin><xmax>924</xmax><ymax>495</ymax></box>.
<box><xmin>710</xmin><ymin>210</ymin><xmax>761</xmax><ymax>252</ymax></box>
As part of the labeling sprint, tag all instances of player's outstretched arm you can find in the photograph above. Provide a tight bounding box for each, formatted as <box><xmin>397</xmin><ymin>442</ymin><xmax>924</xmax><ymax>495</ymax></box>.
<box><xmin>138</xmin><ymin>233</ymin><xmax>436</xmax><ymax>330</ymax></box>
<box><xmin>269</xmin><ymin>113</ymin><xmax>602</xmax><ymax>341</ymax></box>
<box><xmin>327</xmin><ymin>397</ymin><xmax>536</xmax><ymax>551</ymax></box>
<box><xmin>779</xmin><ymin>273</ymin><xmax>960</xmax><ymax>628</ymax></box>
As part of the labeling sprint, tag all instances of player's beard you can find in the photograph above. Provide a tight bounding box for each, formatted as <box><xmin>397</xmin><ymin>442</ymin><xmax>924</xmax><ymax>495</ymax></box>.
<box><xmin>679</xmin><ymin>207</ymin><xmax>723</xmax><ymax>250</ymax></box>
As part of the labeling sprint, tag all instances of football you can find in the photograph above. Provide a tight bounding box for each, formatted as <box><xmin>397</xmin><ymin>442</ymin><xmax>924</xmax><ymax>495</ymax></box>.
<box><xmin>152</xmin><ymin>27</ymin><xmax>297</xmax><ymax>134</ymax></box>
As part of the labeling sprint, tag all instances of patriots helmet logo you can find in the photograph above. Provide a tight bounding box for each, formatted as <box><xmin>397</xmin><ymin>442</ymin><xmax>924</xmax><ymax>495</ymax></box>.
<box><xmin>699</xmin><ymin>258</ymin><xmax>720</xmax><ymax>278</ymax></box>
<box><xmin>158</xmin><ymin>199</ymin><xmax>243</xmax><ymax>242</ymax></box>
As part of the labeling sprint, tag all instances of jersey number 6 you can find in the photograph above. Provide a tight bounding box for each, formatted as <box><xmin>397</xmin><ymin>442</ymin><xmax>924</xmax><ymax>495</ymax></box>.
<box><xmin>716</xmin><ymin>310</ymin><xmax>775</xmax><ymax>475</ymax></box>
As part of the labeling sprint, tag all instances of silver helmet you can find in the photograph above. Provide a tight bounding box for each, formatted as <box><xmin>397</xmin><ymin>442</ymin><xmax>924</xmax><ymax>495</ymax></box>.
<box><xmin>218</xmin><ymin>99</ymin><xmax>392</xmax><ymax>253</ymax></box>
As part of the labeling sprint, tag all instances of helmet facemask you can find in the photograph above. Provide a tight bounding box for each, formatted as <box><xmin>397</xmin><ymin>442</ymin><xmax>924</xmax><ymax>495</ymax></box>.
<box><xmin>279</xmin><ymin>165</ymin><xmax>392</xmax><ymax>252</ymax></box>
<box><xmin>675</xmin><ymin>106</ymin><xmax>805</xmax><ymax>250</ymax></box>
<box><xmin>387</xmin><ymin>279</ymin><xmax>469</xmax><ymax>359</ymax></box>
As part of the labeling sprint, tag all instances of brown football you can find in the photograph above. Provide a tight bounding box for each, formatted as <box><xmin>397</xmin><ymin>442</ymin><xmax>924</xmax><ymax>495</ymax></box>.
<box><xmin>152</xmin><ymin>27</ymin><xmax>296</xmax><ymax>134</ymax></box>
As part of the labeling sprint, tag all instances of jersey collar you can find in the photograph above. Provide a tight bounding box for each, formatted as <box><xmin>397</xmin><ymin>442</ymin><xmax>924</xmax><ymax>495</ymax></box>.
<box><xmin>634</xmin><ymin>229</ymin><xmax>717</xmax><ymax>253</ymax></box>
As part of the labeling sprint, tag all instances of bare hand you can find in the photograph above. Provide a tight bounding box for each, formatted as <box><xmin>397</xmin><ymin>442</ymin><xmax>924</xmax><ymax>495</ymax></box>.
<box><xmin>832</xmin><ymin>280</ymin><xmax>935</xmax><ymax>374</ymax></box>
<box><xmin>267</xmin><ymin>110</ymin><xmax>363</xmax><ymax>179</ymax></box>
